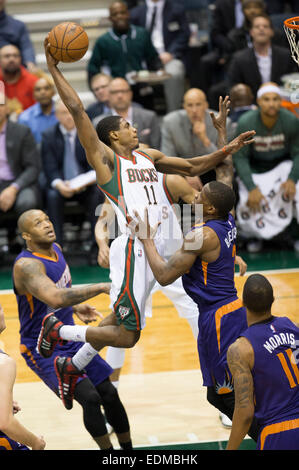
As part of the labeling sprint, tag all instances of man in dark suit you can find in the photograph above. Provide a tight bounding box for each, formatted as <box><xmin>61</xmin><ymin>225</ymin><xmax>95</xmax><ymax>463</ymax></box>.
<box><xmin>196</xmin><ymin>0</ymin><xmax>244</xmax><ymax>94</ymax></box>
<box><xmin>130</xmin><ymin>0</ymin><xmax>190</xmax><ymax>111</ymax></box>
<box><xmin>86</xmin><ymin>73</ymin><xmax>112</xmax><ymax>121</ymax></box>
<box><xmin>92</xmin><ymin>77</ymin><xmax>161</xmax><ymax>149</ymax></box>
<box><xmin>41</xmin><ymin>100</ymin><xmax>104</xmax><ymax>248</ymax></box>
<box><xmin>227</xmin><ymin>14</ymin><xmax>296</xmax><ymax>98</ymax></box>
<box><xmin>0</xmin><ymin>93</ymin><xmax>40</xmax><ymax>250</ymax></box>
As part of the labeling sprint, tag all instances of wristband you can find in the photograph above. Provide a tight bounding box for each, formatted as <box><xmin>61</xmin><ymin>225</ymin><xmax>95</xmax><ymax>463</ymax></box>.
<box><xmin>221</xmin><ymin>146</ymin><xmax>230</xmax><ymax>156</ymax></box>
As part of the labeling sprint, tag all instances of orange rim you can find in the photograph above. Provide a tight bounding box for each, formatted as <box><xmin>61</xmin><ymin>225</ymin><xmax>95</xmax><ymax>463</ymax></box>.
<box><xmin>284</xmin><ymin>16</ymin><xmax>299</xmax><ymax>29</ymax></box>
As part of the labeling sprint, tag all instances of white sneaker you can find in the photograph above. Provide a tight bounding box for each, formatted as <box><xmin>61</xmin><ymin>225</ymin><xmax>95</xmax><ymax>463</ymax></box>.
<box><xmin>219</xmin><ymin>412</ymin><xmax>232</xmax><ymax>428</ymax></box>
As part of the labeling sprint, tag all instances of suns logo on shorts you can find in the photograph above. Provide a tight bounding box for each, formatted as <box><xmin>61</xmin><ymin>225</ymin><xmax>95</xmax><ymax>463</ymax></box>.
<box><xmin>119</xmin><ymin>306</ymin><xmax>131</xmax><ymax>319</ymax></box>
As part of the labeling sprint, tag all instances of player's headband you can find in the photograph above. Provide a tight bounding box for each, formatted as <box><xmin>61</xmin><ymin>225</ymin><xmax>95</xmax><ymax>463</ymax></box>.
<box><xmin>257</xmin><ymin>84</ymin><xmax>282</xmax><ymax>99</ymax></box>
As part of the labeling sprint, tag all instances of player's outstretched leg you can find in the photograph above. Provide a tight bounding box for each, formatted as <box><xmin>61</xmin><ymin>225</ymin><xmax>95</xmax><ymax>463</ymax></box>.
<box><xmin>37</xmin><ymin>313</ymin><xmax>64</xmax><ymax>358</ymax></box>
<box><xmin>54</xmin><ymin>356</ymin><xmax>84</xmax><ymax>410</ymax></box>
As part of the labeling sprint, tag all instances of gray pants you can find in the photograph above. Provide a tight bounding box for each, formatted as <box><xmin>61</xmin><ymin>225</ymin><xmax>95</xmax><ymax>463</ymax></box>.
<box><xmin>0</xmin><ymin>180</ymin><xmax>40</xmax><ymax>230</ymax></box>
<box><xmin>163</xmin><ymin>58</ymin><xmax>186</xmax><ymax>112</ymax></box>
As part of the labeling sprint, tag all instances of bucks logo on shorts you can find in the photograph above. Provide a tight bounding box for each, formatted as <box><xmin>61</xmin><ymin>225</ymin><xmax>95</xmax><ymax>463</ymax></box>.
<box><xmin>119</xmin><ymin>306</ymin><xmax>131</xmax><ymax>320</ymax></box>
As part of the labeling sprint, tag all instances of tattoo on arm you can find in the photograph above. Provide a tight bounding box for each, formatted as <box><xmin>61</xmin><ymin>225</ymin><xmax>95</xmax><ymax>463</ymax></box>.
<box><xmin>17</xmin><ymin>258</ymin><xmax>104</xmax><ymax>308</ymax></box>
<box><xmin>227</xmin><ymin>342</ymin><xmax>254</xmax><ymax>409</ymax></box>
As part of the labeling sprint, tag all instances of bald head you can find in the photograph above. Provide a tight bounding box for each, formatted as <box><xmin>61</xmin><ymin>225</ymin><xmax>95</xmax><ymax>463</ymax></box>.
<box><xmin>18</xmin><ymin>210</ymin><xmax>56</xmax><ymax>247</ymax></box>
<box><xmin>18</xmin><ymin>210</ymin><xmax>44</xmax><ymax>233</ymax></box>
<box><xmin>183</xmin><ymin>88</ymin><xmax>208</xmax><ymax>123</ymax></box>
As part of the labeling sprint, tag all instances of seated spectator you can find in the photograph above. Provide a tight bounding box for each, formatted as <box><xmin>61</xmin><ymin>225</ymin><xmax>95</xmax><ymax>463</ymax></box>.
<box><xmin>87</xmin><ymin>1</ymin><xmax>163</xmax><ymax>110</ymax></box>
<box><xmin>227</xmin><ymin>0</ymin><xmax>287</xmax><ymax>54</ymax></box>
<box><xmin>0</xmin><ymin>44</ymin><xmax>39</xmax><ymax>114</ymax></box>
<box><xmin>233</xmin><ymin>82</ymin><xmax>299</xmax><ymax>253</ymax></box>
<box><xmin>0</xmin><ymin>92</ymin><xmax>40</xmax><ymax>252</ymax></box>
<box><xmin>18</xmin><ymin>77</ymin><xmax>57</xmax><ymax>144</ymax></box>
<box><xmin>0</xmin><ymin>0</ymin><xmax>37</xmax><ymax>73</ymax></box>
<box><xmin>227</xmin><ymin>14</ymin><xmax>296</xmax><ymax>100</ymax></box>
<box><xmin>86</xmin><ymin>73</ymin><xmax>112</xmax><ymax>121</ymax></box>
<box><xmin>130</xmin><ymin>0</ymin><xmax>190</xmax><ymax>112</ymax></box>
<box><xmin>264</xmin><ymin>0</ymin><xmax>299</xmax><ymax>14</ymax></box>
<box><xmin>229</xmin><ymin>83</ymin><xmax>256</xmax><ymax>125</ymax></box>
<box><xmin>93</xmin><ymin>77</ymin><xmax>161</xmax><ymax>148</ymax></box>
<box><xmin>195</xmin><ymin>0</ymin><xmax>245</xmax><ymax>95</ymax></box>
<box><xmin>161</xmin><ymin>88</ymin><xmax>234</xmax><ymax>189</ymax></box>
<box><xmin>41</xmin><ymin>100</ymin><xmax>104</xmax><ymax>252</ymax></box>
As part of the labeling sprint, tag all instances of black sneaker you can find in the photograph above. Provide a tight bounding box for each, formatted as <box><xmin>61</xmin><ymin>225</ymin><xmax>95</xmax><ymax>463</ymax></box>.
<box><xmin>54</xmin><ymin>356</ymin><xmax>84</xmax><ymax>410</ymax></box>
<box><xmin>37</xmin><ymin>313</ymin><xmax>64</xmax><ymax>358</ymax></box>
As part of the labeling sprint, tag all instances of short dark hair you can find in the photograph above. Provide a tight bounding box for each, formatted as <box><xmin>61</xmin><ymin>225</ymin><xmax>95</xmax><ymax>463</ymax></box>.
<box><xmin>243</xmin><ymin>274</ymin><xmax>274</xmax><ymax>314</ymax></box>
<box><xmin>206</xmin><ymin>181</ymin><xmax>236</xmax><ymax>219</ymax></box>
<box><xmin>250</xmin><ymin>13</ymin><xmax>273</xmax><ymax>29</ymax></box>
<box><xmin>96</xmin><ymin>115</ymin><xmax>122</xmax><ymax>146</ymax></box>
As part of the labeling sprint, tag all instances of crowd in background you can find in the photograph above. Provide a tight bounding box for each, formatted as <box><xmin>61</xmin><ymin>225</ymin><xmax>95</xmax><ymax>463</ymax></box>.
<box><xmin>1</xmin><ymin>0</ymin><xmax>299</xmax><ymax>265</ymax></box>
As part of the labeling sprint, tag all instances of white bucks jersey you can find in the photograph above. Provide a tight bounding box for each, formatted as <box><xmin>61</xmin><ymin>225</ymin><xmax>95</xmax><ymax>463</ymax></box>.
<box><xmin>98</xmin><ymin>150</ymin><xmax>183</xmax><ymax>254</ymax></box>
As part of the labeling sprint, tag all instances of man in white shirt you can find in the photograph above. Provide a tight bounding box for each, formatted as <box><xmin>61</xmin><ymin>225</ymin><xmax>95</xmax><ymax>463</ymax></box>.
<box><xmin>227</xmin><ymin>14</ymin><xmax>296</xmax><ymax>99</ymax></box>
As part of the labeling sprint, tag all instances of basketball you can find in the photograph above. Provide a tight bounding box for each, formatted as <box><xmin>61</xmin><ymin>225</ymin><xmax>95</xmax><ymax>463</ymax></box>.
<box><xmin>48</xmin><ymin>22</ymin><xmax>89</xmax><ymax>63</ymax></box>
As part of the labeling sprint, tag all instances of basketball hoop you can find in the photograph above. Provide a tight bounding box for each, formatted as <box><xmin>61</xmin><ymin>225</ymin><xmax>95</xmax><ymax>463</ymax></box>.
<box><xmin>284</xmin><ymin>16</ymin><xmax>299</xmax><ymax>66</ymax></box>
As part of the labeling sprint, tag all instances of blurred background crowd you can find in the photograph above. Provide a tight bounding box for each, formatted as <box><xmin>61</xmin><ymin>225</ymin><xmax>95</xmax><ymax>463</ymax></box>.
<box><xmin>1</xmin><ymin>0</ymin><xmax>299</xmax><ymax>268</ymax></box>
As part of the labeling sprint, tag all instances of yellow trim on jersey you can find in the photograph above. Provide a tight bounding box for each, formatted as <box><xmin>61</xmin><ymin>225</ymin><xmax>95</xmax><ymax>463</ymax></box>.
<box><xmin>259</xmin><ymin>418</ymin><xmax>299</xmax><ymax>450</ymax></box>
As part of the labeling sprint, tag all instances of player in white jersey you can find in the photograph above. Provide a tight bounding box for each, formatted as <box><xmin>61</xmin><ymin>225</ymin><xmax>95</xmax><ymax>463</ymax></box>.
<box><xmin>37</xmin><ymin>36</ymin><xmax>255</xmax><ymax>408</ymax></box>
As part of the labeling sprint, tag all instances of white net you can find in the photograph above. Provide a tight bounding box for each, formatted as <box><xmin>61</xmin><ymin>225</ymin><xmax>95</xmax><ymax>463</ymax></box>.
<box><xmin>284</xmin><ymin>18</ymin><xmax>299</xmax><ymax>66</ymax></box>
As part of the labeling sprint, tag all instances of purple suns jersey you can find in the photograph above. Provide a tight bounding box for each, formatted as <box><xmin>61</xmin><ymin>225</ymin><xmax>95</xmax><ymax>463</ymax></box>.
<box><xmin>13</xmin><ymin>244</ymin><xmax>74</xmax><ymax>346</ymax></box>
<box><xmin>182</xmin><ymin>213</ymin><xmax>238</xmax><ymax>312</ymax></box>
<box><xmin>241</xmin><ymin>316</ymin><xmax>299</xmax><ymax>427</ymax></box>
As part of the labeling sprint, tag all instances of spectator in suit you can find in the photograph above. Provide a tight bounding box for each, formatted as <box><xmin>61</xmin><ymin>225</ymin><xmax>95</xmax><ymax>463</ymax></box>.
<box><xmin>196</xmin><ymin>0</ymin><xmax>245</xmax><ymax>95</ymax></box>
<box><xmin>227</xmin><ymin>0</ymin><xmax>287</xmax><ymax>55</ymax></box>
<box><xmin>0</xmin><ymin>92</ymin><xmax>40</xmax><ymax>251</ymax></box>
<box><xmin>0</xmin><ymin>0</ymin><xmax>36</xmax><ymax>73</ymax></box>
<box><xmin>233</xmin><ymin>82</ymin><xmax>299</xmax><ymax>253</ymax></box>
<box><xmin>93</xmin><ymin>77</ymin><xmax>161</xmax><ymax>149</ymax></box>
<box><xmin>87</xmin><ymin>1</ymin><xmax>163</xmax><ymax>110</ymax></box>
<box><xmin>264</xmin><ymin>0</ymin><xmax>299</xmax><ymax>14</ymax></box>
<box><xmin>0</xmin><ymin>44</ymin><xmax>39</xmax><ymax>115</ymax></box>
<box><xmin>86</xmin><ymin>73</ymin><xmax>113</xmax><ymax>121</ymax></box>
<box><xmin>130</xmin><ymin>0</ymin><xmax>190</xmax><ymax>112</ymax></box>
<box><xmin>227</xmin><ymin>14</ymin><xmax>296</xmax><ymax>99</ymax></box>
<box><xmin>41</xmin><ymin>100</ymin><xmax>104</xmax><ymax>248</ymax></box>
<box><xmin>18</xmin><ymin>77</ymin><xmax>57</xmax><ymax>144</ymax></box>
<box><xmin>161</xmin><ymin>88</ymin><xmax>234</xmax><ymax>190</ymax></box>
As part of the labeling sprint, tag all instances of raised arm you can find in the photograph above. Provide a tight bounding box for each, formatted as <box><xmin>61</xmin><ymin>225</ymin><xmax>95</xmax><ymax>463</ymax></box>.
<box><xmin>226</xmin><ymin>338</ymin><xmax>255</xmax><ymax>450</ymax></box>
<box><xmin>210</xmin><ymin>95</ymin><xmax>234</xmax><ymax>186</ymax></box>
<box><xmin>13</xmin><ymin>258</ymin><xmax>110</xmax><ymax>310</ymax></box>
<box><xmin>131</xmin><ymin>210</ymin><xmax>218</xmax><ymax>286</ymax></box>
<box><xmin>43</xmin><ymin>36</ymin><xmax>113</xmax><ymax>186</ymax></box>
<box><xmin>148</xmin><ymin>130</ymin><xmax>255</xmax><ymax>177</ymax></box>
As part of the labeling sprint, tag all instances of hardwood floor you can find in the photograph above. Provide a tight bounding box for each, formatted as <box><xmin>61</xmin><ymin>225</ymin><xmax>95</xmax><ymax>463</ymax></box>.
<box><xmin>0</xmin><ymin>270</ymin><xmax>298</xmax><ymax>449</ymax></box>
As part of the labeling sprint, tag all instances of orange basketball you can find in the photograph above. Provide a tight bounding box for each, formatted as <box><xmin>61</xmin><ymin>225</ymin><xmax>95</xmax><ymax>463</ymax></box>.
<box><xmin>48</xmin><ymin>22</ymin><xmax>89</xmax><ymax>63</ymax></box>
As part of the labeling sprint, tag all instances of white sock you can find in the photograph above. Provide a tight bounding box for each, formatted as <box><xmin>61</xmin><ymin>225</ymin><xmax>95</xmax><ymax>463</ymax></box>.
<box><xmin>71</xmin><ymin>343</ymin><xmax>98</xmax><ymax>370</ymax></box>
<box><xmin>105</xmin><ymin>347</ymin><xmax>126</xmax><ymax>369</ymax></box>
<box><xmin>59</xmin><ymin>325</ymin><xmax>88</xmax><ymax>343</ymax></box>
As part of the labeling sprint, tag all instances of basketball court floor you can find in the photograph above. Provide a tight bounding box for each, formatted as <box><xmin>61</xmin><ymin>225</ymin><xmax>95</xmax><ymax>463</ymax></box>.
<box><xmin>0</xmin><ymin>252</ymin><xmax>298</xmax><ymax>450</ymax></box>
